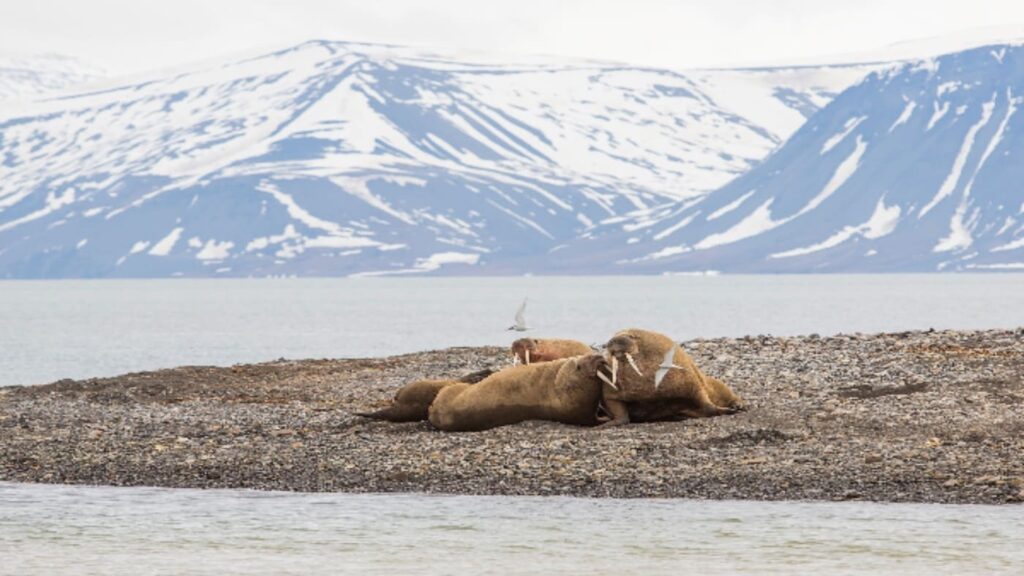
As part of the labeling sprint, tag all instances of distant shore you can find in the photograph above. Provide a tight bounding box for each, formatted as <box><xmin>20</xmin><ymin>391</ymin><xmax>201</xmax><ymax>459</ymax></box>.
<box><xmin>1</xmin><ymin>329</ymin><xmax>1022</xmax><ymax>504</ymax></box>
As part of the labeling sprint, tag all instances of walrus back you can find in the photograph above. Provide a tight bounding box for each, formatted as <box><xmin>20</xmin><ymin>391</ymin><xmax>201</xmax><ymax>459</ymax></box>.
<box><xmin>535</xmin><ymin>339</ymin><xmax>592</xmax><ymax>362</ymax></box>
<box><xmin>357</xmin><ymin>379</ymin><xmax>457</xmax><ymax>422</ymax></box>
<box><xmin>428</xmin><ymin>360</ymin><xmax>572</xmax><ymax>431</ymax></box>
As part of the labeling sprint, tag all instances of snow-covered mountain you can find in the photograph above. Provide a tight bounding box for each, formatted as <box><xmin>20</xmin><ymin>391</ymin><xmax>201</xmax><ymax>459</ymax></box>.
<box><xmin>0</xmin><ymin>40</ymin><xmax>871</xmax><ymax>278</ymax></box>
<box><xmin>554</xmin><ymin>43</ymin><xmax>1024</xmax><ymax>273</ymax></box>
<box><xmin>0</xmin><ymin>54</ymin><xmax>103</xmax><ymax>100</ymax></box>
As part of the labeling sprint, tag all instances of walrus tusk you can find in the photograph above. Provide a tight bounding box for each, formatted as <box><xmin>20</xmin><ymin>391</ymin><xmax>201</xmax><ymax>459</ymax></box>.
<box><xmin>525</xmin><ymin>349</ymin><xmax>530</xmax><ymax>365</ymax></box>
<box><xmin>610</xmin><ymin>356</ymin><xmax>619</xmax><ymax>387</ymax></box>
<box><xmin>625</xmin><ymin>353</ymin><xmax>643</xmax><ymax>377</ymax></box>
<box><xmin>597</xmin><ymin>369</ymin><xmax>617</xmax><ymax>390</ymax></box>
<box><xmin>512</xmin><ymin>354</ymin><xmax>519</xmax><ymax>366</ymax></box>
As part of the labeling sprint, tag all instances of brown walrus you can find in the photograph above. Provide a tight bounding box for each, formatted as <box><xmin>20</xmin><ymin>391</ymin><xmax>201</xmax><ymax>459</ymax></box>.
<box><xmin>510</xmin><ymin>337</ymin><xmax>593</xmax><ymax>365</ymax></box>
<box><xmin>356</xmin><ymin>368</ymin><xmax>495</xmax><ymax>422</ymax></box>
<box><xmin>600</xmin><ymin>328</ymin><xmax>744</xmax><ymax>425</ymax></box>
<box><xmin>428</xmin><ymin>354</ymin><xmax>611</xmax><ymax>432</ymax></box>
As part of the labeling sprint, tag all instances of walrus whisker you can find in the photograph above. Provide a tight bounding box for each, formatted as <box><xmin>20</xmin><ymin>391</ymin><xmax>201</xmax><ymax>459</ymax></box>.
<box><xmin>625</xmin><ymin>353</ymin><xmax>643</xmax><ymax>377</ymax></box>
<box><xmin>597</xmin><ymin>370</ymin><xmax>617</xmax><ymax>390</ymax></box>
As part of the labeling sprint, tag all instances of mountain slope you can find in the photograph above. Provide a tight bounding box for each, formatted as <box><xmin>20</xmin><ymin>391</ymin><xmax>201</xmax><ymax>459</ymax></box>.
<box><xmin>554</xmin><ymin>43</ymin><xmax>1024</xmax><ymax>273</ymax></box>
<box><xmin>0</xmin><ymin>40</ymin><xmax>871</xmax><ymax>278</ymax></box>
<box><xmin>0</xmin><ymin>54</ymin><xmax>103</xmax><ymax>100</ymax></box>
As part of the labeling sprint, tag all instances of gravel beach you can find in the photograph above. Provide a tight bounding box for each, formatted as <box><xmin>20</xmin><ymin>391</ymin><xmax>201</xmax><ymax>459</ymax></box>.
<box><xmin>2</xmin><ymin>329</ymin><xmax>1022</xmax><ymax>504</ymax></box>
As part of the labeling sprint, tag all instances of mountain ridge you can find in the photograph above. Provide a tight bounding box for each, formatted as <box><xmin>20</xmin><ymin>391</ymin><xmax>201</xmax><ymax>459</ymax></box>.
<box><xmin>552</xmin><ymin>43</ymin><xmax>1024</xmax><ymax>273</ymax></box>
<box><xmin>0</xmin><ymin>39</ymin><xmax>873</xmax><ymax>278</ymax></box>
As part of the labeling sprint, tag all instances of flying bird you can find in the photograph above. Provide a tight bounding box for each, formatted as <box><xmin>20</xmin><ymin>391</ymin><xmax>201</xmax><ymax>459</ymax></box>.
<box><xmin>654</xmin><ymin>346</ymin><xmax>686</xmax><ymax>389</ymax></box>
<box><xmin>507</xmin><ymin>298</ymin><xmax>528</xmax><ymax>331</ymax></box>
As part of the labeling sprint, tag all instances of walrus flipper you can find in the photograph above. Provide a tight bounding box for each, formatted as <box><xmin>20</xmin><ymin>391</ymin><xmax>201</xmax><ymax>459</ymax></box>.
<box><xmin>458</xmin><ymin>368</ymin><xmax>495</xmax><ymax>384</ymax></box>
<box><xmin>355</xmin><ymin>404</ymin><xmax>427</xmax><ymax>422</ymax></box>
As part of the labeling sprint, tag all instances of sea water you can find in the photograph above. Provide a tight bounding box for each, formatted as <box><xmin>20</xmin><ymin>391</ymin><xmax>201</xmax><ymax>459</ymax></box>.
<box><xmin>1</xmin><ymin>483</ymin><xmax>1022</xmax><ymax>575</ymax></box>
<box><xmin>2</xmin><ymin>275</ymin><xmax>1023</xmax><ymax>574</ymax></box>
<box><xmin>2</xmin><ymin>274</ymin><xmax>1023</xmax><ymax>387</ymax></box>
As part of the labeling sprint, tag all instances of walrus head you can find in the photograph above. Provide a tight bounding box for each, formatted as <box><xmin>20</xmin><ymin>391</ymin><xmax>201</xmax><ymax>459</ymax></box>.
<box><xmin>569</xmin><ymin>354</ymin><xmax>616</xmax><ymax>388</ymax></box>
<box><xmin>603</xmin><ymin>330</ymin><xmax>645</xmax><ymax>387</ymax></box>
<box><xmin>510</xmin><ymin>337</ymin><xmax>538</xmax><ymax>365</ymax></box>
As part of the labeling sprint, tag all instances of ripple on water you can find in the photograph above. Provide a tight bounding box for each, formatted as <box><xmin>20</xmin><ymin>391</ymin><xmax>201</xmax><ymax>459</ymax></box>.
<box><xmin>2</xmin><ymin>483</ymin><xmax>1023</xmax><ymax>575</ymax></box>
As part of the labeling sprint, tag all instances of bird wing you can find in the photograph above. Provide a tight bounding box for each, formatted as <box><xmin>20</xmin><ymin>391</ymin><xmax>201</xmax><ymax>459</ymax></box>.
<box><xmin>662</xmin><ymin>347</ymin><xmax>676</xmax><ymax>367</ymax></box>
<box><xmin>654</xmin><ymin>347</ymin><xmax>681</xmax><ymax>389</ymax></box>
<box><xmin>514</xmin><ymin>298</ymin><xmax>527</xmax><ymax>328</ymax></box>
<box><xmin>654</xmin><ymin>366</ymin><xmax>669</xmax><ymax>388</ymax></box>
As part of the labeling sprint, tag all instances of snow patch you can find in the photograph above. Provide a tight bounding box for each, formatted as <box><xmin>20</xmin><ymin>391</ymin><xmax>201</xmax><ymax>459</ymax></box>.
<box><xmin>148</xmin><ymin>227</ymin><xmax>184</xmax><ymax>256</ymax></box>
<box><xmin>935</xmin><ymin>92</ymin><xmax>1012</xmax><ymax>252</ymax></box>
<box><xmin>921</xmin><ymin>97</ymin><xmax>997</xmax><ymax>218</ymax></box>
<box><xmin>966</xmin><ymin>262</ymin><xmax>1024</xmax><ymax>270</ymax></box>
<box><xmin>888</xmin><ymin>100</ymin><xmax>917</xmax><ymax>132</ymax></box>
<box><xmin>991</xmin><ymin>236</ymin><xmax>1024</xmax><ymax>252</ymax></box>
<box><xmin>799</xmin><ymin>135</ymin><xmax>868</xmax><ymax>217</ymax></box>
<box><xmin>936</xmin><ymin>81</ymin><xmax>960</xmax><ymax>97</ymax></box>
<box><xmin>196</xmin><ymin>239</ymin><xmax>234</xmax><ymax>261</ymax></box>
<box><xmin>770</xmin><ymin>197</ymin><xmax>901</xmax><ymax>259</ymax></box>
<box><xmin>0</xmin><ymin>188</ymin><xmax>76</xmax><ymax>233</ymax></box>
<box><xmin>695</xmin><ymin>199</ymin><xmax>783</xmax><ymax>250</ymax></box>
<box><xmin>629</xmin><ymin>245</ymin><xmax>692</xmax><ymax>262</ymax></box>
<box><xmin>821</xmin><ymin>116</ymin><xmax>866</xmax><ymax>154</ymax></box>
<box><xmin>653</xmin><ymin>212</ymin><xmax>699</xmax><ymax>241</ymax></box>
<box><xmin>706</xmin><ymin>190</ymin><xmax>756</xmax><ymax>221</ymax></box>
<box><xmin>926</xmin><ymin>101</ymin><xmax>950</xmax><ymax>131</ymax></box>
<box><xmin>350</xmin><ymin>251</ymin><xmax>479</xmax><ymax>276</ymax></box>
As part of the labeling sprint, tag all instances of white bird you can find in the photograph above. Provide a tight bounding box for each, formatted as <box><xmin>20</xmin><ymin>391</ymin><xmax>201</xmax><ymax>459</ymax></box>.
<box><xmin>654</xmin><ymin>346</ymin><xmax>686</xmax><ymax>389</ymax></box>
<box><xmin>507</xmin><ymin>298</ymin><xmax>528</xmax><ymax>331</ymax></box>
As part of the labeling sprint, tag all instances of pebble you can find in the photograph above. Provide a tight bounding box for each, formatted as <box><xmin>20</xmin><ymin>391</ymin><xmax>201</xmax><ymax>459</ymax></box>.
<box><xmin>1</xmin><ymin>329</ymin><xmax>1022</xmax><ymax>504</ymax></box>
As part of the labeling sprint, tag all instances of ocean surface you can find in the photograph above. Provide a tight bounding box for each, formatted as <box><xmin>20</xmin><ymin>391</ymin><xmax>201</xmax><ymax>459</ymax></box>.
<box><xmin>2</xmin><ymin>274</ymin><xmax>1024</xmax><ymax>387</ymax></box>
<box><xmin>3</xmin><ymin>275</ymin><xmax>1024</xmax><ymax>574</ymax></box>
<box><xmin>2</xmin><ymin>482</ymin><xmax>1023</xmax><ymax>576</ymax></box>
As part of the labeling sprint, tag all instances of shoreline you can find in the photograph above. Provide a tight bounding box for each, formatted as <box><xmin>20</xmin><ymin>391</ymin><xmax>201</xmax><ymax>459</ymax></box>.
<box><xmin>1</xmin><ymin>480</ymin><xmax>1017</xmax><ymax>508</ymax></box>
<box><xmin>2</xmin><ymin>329</ymin><xmax>1022</xmax><ymax>504</ymax></box>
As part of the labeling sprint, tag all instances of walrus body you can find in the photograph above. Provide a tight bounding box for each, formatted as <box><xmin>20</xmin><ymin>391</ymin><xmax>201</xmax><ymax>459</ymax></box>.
<box><xmin>357</xmin><ymin>368</ymin><xmax>495</xmax><ymax>422</ymax></box>
<box><xmin>428</xmin><ymin>355</ymin><xmax>609</xmax><ymax>432</ymax></box>
<box><xmin>511</xmin><ymin>338</ymin><xmax>592</xmax><ymax>365</ymax></box>
<box><xmin>601</xmin><ymin>328</ymin><xmax>744</xmax><ymax>425</ymax></box>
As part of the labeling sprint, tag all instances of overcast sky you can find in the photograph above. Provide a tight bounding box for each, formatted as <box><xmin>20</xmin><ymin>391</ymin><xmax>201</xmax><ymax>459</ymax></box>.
<box><xmin>3</xmin><ymin>0</ymin><xmax>1024</xmax><ymax>73</ymax></box>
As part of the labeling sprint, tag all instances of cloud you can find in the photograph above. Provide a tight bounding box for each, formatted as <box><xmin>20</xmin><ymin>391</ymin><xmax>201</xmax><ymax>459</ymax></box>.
<box><xmin>1</xmin><ymin>0</ymin><xmax>1023</xmax><ymax>73</ymax></box>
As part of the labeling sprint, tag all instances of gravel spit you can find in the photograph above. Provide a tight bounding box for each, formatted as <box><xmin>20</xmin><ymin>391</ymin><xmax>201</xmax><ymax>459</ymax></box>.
<box><xmin>2</xmin><ymin>329</ymin><xmax>1022</xmax><ymax>504</ymax></box>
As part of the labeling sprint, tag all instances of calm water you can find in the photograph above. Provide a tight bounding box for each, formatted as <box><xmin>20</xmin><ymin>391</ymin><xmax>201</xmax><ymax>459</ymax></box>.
<box><xmin>2</xmin><ymin>482</ymin><xmax>1022</xmax><ymax>576</ymax></box>
<box><xmin>2</xmin><ymin>274</ymin><xmax>1024</xmax><ymax>386</ymax></box>
<box><xmin>3</xmin><ymin>275</ymin><xmax>1024</xmax><ymax>574</ymax></box>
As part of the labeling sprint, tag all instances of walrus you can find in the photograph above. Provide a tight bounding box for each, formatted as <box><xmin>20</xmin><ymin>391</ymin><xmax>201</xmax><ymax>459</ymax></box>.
<box><xmin>511</xmin><ymin>337</ymin><xmax>593</xmax><ymax>365</ymax></box>
<box><xmin>428</xmin><ymin>354</ymin><xmax>611</xmax><ymax>432</ymax></box>
<box><xmin>599</xmin><ymin>328</ymin><xmax>744</xmax><ymax>425</ymax></box>
<box><xmin>356</xmin><ymin>368</ymin><xmax>495</xmax><ymax>422</ymax></box>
